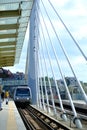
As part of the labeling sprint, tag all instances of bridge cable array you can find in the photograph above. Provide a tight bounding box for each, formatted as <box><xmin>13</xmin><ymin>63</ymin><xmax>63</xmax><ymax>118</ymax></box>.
<box><xmin>39</xmin><ymin>1</ymin><xmax>78</xmax><ymax>120</ymax></box>
<box><xmin>40</xmin><ymin>0</ymin><xmax>87</xmax><ymax>105</ymax></box>
<box><xmin>32</xmin><ymin>0</ymin><xmax>87</xmax><ymax>129</ymax></box>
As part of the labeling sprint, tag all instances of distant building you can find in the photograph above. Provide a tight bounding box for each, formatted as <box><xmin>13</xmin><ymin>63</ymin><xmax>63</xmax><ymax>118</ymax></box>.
<box><xmin>13</xmin><ymin>72</ymin><xmax>25</xmax><ymax>80</ymax></box>
<box><xmin>39</xmin><ymin>77</ymin><xmax>66</xmax><ymax>99</ymax></box>
<box><xmin>57</xmin><ymin>77</ymin><xmax>83</xmax><ymax>100</ymax></box>
<box><xmin>0</xmin><ymin>69</ymin><xmax>26</xmax><ymax>98</ymax></box>
<box><xmin>65</xmin><ymin>77</ymin><xmax>78</xmax><ymax>87</ymax></box>
<box><xmin>0</xmin><ymin>68</ymin><xmax>12</xmax><ymax>78</ymax></box>
<box><xmin>40</xmin><ymin>76</ymin><xmax>83</xmax><ymax>100</ymax></box>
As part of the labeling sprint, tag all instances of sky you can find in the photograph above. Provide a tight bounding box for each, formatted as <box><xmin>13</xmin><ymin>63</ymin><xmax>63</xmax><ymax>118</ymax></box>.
<box><xmin>4</xmin><ymin>0</ymin><xmax>87</xmax><ymax>82</ymax></box>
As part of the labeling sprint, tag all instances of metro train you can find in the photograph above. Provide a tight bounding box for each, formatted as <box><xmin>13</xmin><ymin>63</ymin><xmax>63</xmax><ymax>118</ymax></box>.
<box><xmin>14</xmin><ymin>86</ymin><xmax>32</xmax><ymax>104</ymax></box>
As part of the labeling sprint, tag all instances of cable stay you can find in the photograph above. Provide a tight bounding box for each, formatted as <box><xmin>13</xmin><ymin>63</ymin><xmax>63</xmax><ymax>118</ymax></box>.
<box><xmin>47</xmin><ymin>0</ymin><xmax>87</xmax><ymax>61</ymax></box>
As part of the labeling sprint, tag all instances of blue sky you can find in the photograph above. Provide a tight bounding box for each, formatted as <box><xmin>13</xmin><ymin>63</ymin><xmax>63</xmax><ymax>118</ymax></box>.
<box><xmin>4</xmin><ymin>0</ymin><xmax>87</xmax><ymax>82</ymax></box>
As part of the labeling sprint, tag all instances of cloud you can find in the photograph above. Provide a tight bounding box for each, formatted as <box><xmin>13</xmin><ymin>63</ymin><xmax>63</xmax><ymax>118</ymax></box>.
<box><xmin>70</xmin><ymin>56</ymin><xmax>86</xmax><ymax>66</ymax></box>
<box><xmin>50</xmin><ymin>0</ymin><xmax>87</xmax><ymax>41</ymax></box>
<box><xmin>50</xmin><ymin>0</ymin><xmax>70</xmax><ymax>9</ymax></box>
<box><xmin>73</xmin><ymin>25</ymin><xmax>87</xmax><ymax>40</ymax></box>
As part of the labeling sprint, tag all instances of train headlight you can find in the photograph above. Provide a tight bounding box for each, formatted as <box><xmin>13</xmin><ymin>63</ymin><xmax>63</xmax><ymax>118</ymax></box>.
<box><xmin>27</xmin><ymin>98</ymin><xmax>29</xmax><ymax>100</ymax></box>
<box><xmin>17</xmin><ymin>97</ymin><xmax>19</xmax><ymax>100</ymax></box>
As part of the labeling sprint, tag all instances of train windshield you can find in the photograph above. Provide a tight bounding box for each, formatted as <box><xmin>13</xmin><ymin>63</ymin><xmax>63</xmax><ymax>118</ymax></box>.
<box><xmin>16</xmin><ymin>88</ymin><xmax>30</xmax><ymax>96</ymax></box>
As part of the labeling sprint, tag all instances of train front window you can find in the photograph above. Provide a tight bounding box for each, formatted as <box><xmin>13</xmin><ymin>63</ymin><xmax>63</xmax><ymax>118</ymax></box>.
<box><xmin>16</xmin><ymin>88</ymin><xmax>30</xmax><ymax>96</ymax></box>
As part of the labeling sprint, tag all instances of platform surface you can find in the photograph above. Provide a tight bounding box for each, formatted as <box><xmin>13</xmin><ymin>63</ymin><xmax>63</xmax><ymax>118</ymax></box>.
<box><xmin>0</xmin><ymin>99</ymin><xmax>26</xmax><ymax>130</ymax></box>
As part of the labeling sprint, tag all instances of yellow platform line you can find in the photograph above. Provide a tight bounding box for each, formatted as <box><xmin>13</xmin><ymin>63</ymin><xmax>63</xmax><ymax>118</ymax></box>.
<box><xmin>7</xmin><ymin>102</ymin><xmax>18</xmax><ymax>130</ymax></box>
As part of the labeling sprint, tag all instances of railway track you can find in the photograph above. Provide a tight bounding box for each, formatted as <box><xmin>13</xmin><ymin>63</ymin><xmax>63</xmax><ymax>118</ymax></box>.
<box><xmin>16</xmin><ymin>103</ymin><xmax>72</xmax><ymax>130</ymax></box>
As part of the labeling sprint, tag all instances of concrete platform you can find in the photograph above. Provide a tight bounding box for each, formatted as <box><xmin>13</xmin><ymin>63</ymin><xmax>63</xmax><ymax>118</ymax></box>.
<box><xmin>0</xmin><ymin>99</ymin><xmax>26</xmax><ymax>130</ymax></box>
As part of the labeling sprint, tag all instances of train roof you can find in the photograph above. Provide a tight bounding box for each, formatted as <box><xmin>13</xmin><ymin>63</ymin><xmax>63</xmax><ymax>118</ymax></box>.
<box><xmin>16</xmin><ymin>86</ymin><xmax>30</xmax><ymax>89</ymax></box>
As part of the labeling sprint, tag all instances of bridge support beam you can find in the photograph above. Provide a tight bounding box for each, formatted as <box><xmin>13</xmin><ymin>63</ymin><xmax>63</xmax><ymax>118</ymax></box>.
<box><xmin>27</xmin><ymin>1</ymin><xmax>38</xmax><ymax>105</ymax></box>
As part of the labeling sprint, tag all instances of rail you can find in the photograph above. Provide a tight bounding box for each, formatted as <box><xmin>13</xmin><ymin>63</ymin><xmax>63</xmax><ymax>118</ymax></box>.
<box><xmin>16</xmin><ymin>103</ymin><xmax>72</xmax><ymax>130</ymax></box>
